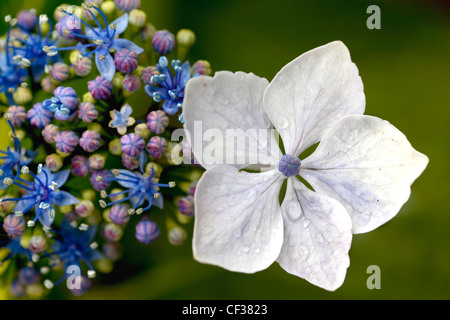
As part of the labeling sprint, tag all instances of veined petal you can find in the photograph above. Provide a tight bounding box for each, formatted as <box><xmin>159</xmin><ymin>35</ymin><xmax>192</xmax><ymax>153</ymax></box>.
<box><xmin>120</xmin><ymin>103</ymin><xmax>133</xmax><ymax>117</ymax></box>
<box><xmin>301</xmin><ymin>115</ymin><xmax>429</xmax><ymax>234</ymax></box>
<box><xmin>52</xmin><ymin>169</ymin><xmax>71</xmax><ymax>188</ymax></box>
<box><xmin>193</xmin><ymin>165</ymin><xmax>284</xmax><ymax>273</ymax></box>
<box><xmin>112</xmin><ymin>38</ymin><xmax>144</xmax><ymax>55</ymax></box>
<box><xmin>180</xmin><ymin>61</ymin><xmax>191</xmax><ymax>86</ymax></box>
<box><xmin>152</xmin><ymin>194</ymin><xmax>163</xmax><ymax>209</ymax></box>
<box><xmin>13</xmin><ymin>198</ymin><xmax>35</xmax><ymax>214</ymax></box>
<box><xmin>183</xmin><ymin>71</ymin><xmax>282</xmax><ymax>170</ymax></box>
<box><xmin>51</xmin><ymin>190</ymin><xmax>79</xmax><ymax>206</ymax></box>
<box><xmin>85</xmin><ymin>27</ymin><xmax>102</xmax><ymax>40</ymax></box>
<box><xmin>95</xmin><ymin>52</ymin><xmax>116</xmax><ymax>81</ymax></box>
<box><xmin>111</xmin><ymin>13</ymin><xmax>129</xmax><ymax>35</ymax></box>
<box><xmin>115</xmin><ymin>170</ymin><xmax>140</xmax><ymax>188</ymax></box>
<box><xmin>277</xmin><ymin>178</ymin><xmax>352</xmax><ymax>291</ymax></box>
<box><xmin>162</xmin><ymin>100</ymin><xmax>179</xmax><ymax>116</ymax></box>
<box><xmin>37</xmin><ymin>206</ymin><xmax>56</xmax><ymax>228</ymax></box>
<box><xmin>263</xmin><ymin>41</ymin><xmax>365</xmax><ymax>157</ymax></box>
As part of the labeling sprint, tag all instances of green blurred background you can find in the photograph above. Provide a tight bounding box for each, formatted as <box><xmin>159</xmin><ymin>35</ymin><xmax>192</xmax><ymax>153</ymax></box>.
<box><xmin>1</xmin><ymin>0</ymin><xmax>449</xmax><ymax>299</ymax></box>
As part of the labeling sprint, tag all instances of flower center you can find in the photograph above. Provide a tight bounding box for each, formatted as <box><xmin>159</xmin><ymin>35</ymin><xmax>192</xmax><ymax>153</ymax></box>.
<box><xmin>278</xmin><ymin>154</ymin><xmax>301</xmax><ymax>177</ymax></box>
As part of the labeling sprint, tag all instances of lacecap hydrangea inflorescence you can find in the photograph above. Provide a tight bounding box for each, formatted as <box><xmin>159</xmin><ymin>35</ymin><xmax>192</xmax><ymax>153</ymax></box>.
<box><xmin>0</xmin><ymin>0</ymin><xmax>207</xmax><ymax>298</ymax></box>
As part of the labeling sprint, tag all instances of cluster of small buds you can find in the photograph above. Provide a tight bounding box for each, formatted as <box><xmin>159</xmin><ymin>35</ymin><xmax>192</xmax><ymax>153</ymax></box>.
<box><xmin>9</xmin><ymin>266</ymin><xmax>43</xmax><ymax>299</ymax></box>
<box><xmin>0</xmin><ymin>0</ymin><xmax>209</xmax><ymax>298</ymax></box>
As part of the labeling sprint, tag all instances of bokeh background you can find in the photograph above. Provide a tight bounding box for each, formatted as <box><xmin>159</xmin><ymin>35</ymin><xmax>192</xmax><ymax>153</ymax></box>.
<box><xmin>0</xmin><ymin>0</ymin><xmax>449</xmax><ymax>299</ymax></box>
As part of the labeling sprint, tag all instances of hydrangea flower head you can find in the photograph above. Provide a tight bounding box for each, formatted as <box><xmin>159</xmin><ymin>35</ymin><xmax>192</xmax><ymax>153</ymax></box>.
<box><xmin>44</xmin><ymin>218</ymin><xmax>102</xmax><ymax>287</ymax></box>
<box><xmin>52</xmin><ymin>4</ymin><xmax>144</xmax><ymax>81</ymax></box>
<box><xmin>5</xmin><ymin>165</ymin><xmax>78</xmax><ymax>227</ymax></box>
<box><xmin>98</xmin><ymin>163</ymin><xmax>174</xmax><ymax>215</ymax></box>
<box><xmin>145</xmin><ymin>56</ymin><xmax>192</xmax><ymax>117</ymax></box>
<box><xmin>0</xmin><ymin>118</ymin><xmax>36</xmax><ymax>189</ymax></box>
<box><xmin>0</xmin><ymin>52</ymin><xmax>28</xmax><ymax>105</ymax></box>
<box><xmin>6</xmin><ymin>13</ymin><xmax>59</xmax><ymax>82</ymax></box>
<box><xmin>183</xmin><ymin>41</ymin><xmax>429</xmax><ymax>290</ymax></box>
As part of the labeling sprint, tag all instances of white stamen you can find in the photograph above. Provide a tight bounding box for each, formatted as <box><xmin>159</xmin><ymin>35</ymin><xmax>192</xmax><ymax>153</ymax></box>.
<box><xmin>99</xmin><ymin>200</ymin><xmax>107</xmax><ymax>208</ymax></box>
<box><xmin>40</xmin><ymin>266</ymin><xmax>50</xmax><ymax>275</ymax></box>
<box><xmin>32</xmin><ymin>254</ymin><xmax>40</xmax><ymax>263</ymax></box>
<box><xmin>39</xmin><ymin>14</ymin><xmax>48</xmax><ymax>25</ymax></box>
<box><xmin>90</xmin><ymin>242</ymin><xmax>99</xmax><ymax>250</ymax></box>
<box><xmin>79</xmin><ymin>223</ymin><xmax>89</xmax><ymax>231</ymax></box>
<box><xmin>87</xmin><ymin>270</ymin><xmax>96</xmax><ymax>279</ymax></box>
<box><xmin>44</xmin><ymin>279</ymin><xmax>54</xmax><ymax>289</ymax></box>
<box><xmin>3</xmin><ymin>177</ymin><xmax>13</xmax><ymax>186</ymax></box>
<box><xmin>20</xmin><ymin>166</ymin><xmax>29</xmax><ymax>174</ymax></box>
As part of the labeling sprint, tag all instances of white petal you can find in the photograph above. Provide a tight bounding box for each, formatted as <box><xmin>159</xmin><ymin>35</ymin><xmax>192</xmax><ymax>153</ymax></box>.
<box><xmin>183</xmin><ymin>71</ymin><xmax>282</xmax><ymax>170</ymax></box>
<box><xmin>277</xmin><ymin>178</ymin><xmax>352</xmax><ymax>291</ymax></box>
<box><xmin>264</xmin><ymin>41</ymin><xmax>365</xmax><ymax>156</ymax></box>
<box><xmin>301</xmin><ymin>115</ymin><xmax>429</xmax><ymax>234</ymax></box>
<box><xmin>193</xmin><ymin>165</ymin><xmax>284</xmax><ymax>273</ymax></box>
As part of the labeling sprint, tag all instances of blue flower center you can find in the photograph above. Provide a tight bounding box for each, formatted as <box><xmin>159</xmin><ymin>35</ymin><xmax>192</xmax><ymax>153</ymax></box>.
<box><xmin>278</xmin><ymin>154</ymin><xmax>301</xmax><ymax>177</ymax></box>
<box><xmin>43</xmin><ymin>97</ymin><xmax>71</xmax><ymax>115</ymax></box>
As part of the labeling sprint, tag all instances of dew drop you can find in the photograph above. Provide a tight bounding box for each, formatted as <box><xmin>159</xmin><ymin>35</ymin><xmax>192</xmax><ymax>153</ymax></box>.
<box><xmin>278</xmin><ymin>118</ymin><xmax>289</xmax><ymax>129</ymax></box>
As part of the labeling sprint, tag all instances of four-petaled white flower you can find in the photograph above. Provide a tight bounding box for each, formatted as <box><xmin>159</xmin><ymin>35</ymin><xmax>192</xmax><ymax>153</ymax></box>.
<box><xmin>182</xmin><ymin>41</ymin><xmax>429</xmax><ymax>291</ymax></box>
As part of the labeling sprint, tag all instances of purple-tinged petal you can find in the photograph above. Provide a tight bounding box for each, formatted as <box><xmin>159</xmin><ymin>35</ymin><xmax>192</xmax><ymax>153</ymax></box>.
<box><xmin>95</xmin><ymin>53</ymin><xmax>116</xmax><ymax>81</ymax></box>
<box><xmin>51</xmin><ymin>190</ymin><xmax>79</xmax><ymax>206</ymax></box>
<box><xmin>112</xmin><ymin>38</ymin><xmax>144</xmax><ymax>54</ymax></box>
<box><xmin>111</xmin><ymin>13</ymin><xmax>129</xmax><ymax>35</ymax></box>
